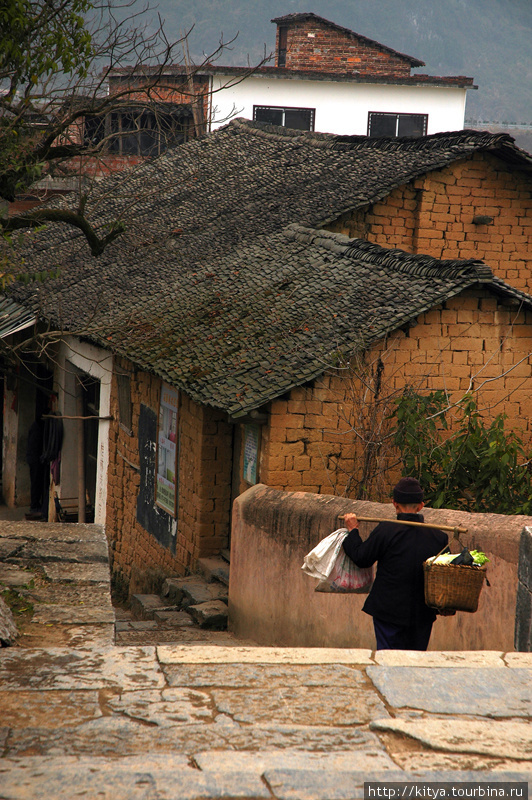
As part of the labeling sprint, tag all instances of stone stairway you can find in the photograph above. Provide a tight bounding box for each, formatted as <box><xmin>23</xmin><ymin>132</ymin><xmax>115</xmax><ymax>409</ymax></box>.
<box><xmin>122</xmin><ymin>554</ymin><xmax>230</xmax><ymax>638</ymax></box>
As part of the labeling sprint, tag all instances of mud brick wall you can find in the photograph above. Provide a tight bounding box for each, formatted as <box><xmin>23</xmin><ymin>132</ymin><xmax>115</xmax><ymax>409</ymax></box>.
<box><xmin>106</xmin><ymin>357</ymin><xmax>232</xmax><ymax>590</ymax></box>
<box><xmin>515</xmin><ymin>527</ymin><xmax>532</xmax><ymax>651</ymax></box>
<box><xmin>275</xmin><ymin>19</ymin><xmax>412</xmax><ymax>76</ymax></box>
<box><xmin>327</xmin><ymin>152</ymin><xmax>532</xmax><ymax>294</ymax></box>
<box><xmin>259</xmin><ymin>287</ymin><xmax>532</xmax><ymax>499</ymax></box>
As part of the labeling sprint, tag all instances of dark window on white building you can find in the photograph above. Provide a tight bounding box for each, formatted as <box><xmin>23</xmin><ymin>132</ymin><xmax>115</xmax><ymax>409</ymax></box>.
<box><xmin>253</xmin><ymin>106</ymin><xmax>315</xmax><ymax>131</ymax></box>
<box><xmin>368</xmin><ymin>112</ymin><xmax>428</xmax><ymax>138</ymax></box>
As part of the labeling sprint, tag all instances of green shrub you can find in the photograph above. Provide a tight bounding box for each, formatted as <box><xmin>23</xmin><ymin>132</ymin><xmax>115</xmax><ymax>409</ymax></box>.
<box><xmin>394</xmin><ymin>390</ymin><xmax>532</xmax><ymax>515</ymax></box>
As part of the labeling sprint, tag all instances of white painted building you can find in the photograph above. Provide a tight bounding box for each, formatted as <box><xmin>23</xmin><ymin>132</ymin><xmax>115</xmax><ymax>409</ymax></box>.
<box><xmin>204</xmin><ymin>13</ymin><xmax>475</xmax><ymax>137</ymax></box>
<box><xmin>208</xmin><ymin>72</ymin><xmax>470</xmax><ymax>137</ymax></box>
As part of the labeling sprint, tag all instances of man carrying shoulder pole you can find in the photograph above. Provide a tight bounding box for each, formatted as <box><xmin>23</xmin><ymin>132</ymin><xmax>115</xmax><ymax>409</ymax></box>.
<box><xmin>343</xmin><ymin>477</ymin><xmax>454</xmax><ymax>651</ymax></box>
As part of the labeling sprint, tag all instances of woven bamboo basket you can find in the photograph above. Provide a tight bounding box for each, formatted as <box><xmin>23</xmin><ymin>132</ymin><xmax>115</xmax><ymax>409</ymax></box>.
<box><xmin>423</xmin><ymin>561</ymin><xmax>488</xmax><ymax>612</ymax></box>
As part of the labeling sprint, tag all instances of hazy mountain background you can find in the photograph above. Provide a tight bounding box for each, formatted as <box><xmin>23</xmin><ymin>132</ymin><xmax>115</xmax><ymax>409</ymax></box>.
<box><xmin>147</xmin><ymin>0</ymin><xmax>531</xmax><ymax>140</ymax></box>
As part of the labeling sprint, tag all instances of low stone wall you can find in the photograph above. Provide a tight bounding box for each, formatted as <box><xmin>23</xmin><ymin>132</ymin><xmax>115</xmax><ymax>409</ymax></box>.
<box><xmin>229</xmin><ymin>484</ymin><xmax>531</xmax><ymax>651</ymax></box>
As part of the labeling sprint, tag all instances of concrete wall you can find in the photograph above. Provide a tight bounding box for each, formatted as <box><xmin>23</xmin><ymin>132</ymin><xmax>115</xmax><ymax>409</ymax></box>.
<box><xmin>229</xmin><ymin>484</ymin><xmax>531</xmax><ymax>651</ymax></box>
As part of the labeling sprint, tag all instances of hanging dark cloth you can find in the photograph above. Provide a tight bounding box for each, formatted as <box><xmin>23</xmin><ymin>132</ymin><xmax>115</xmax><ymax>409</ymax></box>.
<box><xmin>41</xmin><ymin>414</ymin><xmax>64</xmax><ymax>464</ymax></box>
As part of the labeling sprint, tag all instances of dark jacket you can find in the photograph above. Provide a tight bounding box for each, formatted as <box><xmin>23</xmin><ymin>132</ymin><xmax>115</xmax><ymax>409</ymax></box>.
<box><xmin>342</xmin><ymin>513</ymin><xmax>448</xmax><ymax>627</ymax></box>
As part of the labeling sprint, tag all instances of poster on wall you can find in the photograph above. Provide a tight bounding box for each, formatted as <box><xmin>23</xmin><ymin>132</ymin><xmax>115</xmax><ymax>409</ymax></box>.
<box><xmin>155</xmin><ymin>383</ymin><xmax>179</xmax><ymax>515</ymax></box>
<box><xmin>243</xmin><ymin>424</ymin><xmax>259</xmax><ymax>485</ymax></box>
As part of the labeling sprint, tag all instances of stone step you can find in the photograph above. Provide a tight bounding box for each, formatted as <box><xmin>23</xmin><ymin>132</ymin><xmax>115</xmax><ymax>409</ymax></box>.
<box><xmin>129</xmin><ymin>593</ymin><xmax>176</xmax><ymax>621</ymax></box>
<box><xmin>153</xmin><ymin>609</ymin><xmax>195</xmax><ymax>627</ymax></box>
<box><xmin>187</xmin><ymin>600</ymin><xmax>228</xmax><ymax>630</ymax></box>
<box><xmin>162</xmin><ymin>576</ymin><xmax>227</xmax><ymax>608</ymax></box>
<box><xmin>197</xmin><ymin>556</ymin><xmax>230</xmax><ymax>586</ymax></box>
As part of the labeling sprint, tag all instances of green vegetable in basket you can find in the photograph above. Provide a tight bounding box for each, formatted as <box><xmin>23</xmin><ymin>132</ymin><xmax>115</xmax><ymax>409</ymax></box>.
<box><xmin>470</xmin><ymin>550</ymin><xmax>489</xmax><ymax>566</ymax></box>
<box><xmin>427</xmin><ymin>549</ymin><xmax>489</xmax><ymax>567</ymax></box>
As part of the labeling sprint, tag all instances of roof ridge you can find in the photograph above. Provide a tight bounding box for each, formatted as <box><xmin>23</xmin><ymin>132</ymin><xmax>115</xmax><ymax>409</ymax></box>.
<box><xmin>228</xmin><ymin>117</ymin><xmax>336</xmax><ymax>147</ymax></box>
<box><xmin>332</xmin><ymin>129</ymin><xmax>516</xmax><ymax>152</ymax></box>
<box><xmin>285</xmin><ymin>224</ymin><xmax>493</xmax><ymax>280</ymax></box>
<box><xmin>229</xmin><ymin>120</ymin><xmax>527</xmax><ymax>159</ymax></box>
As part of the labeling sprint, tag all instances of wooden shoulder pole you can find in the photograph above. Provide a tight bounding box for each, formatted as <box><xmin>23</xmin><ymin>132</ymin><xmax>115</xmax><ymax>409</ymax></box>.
<box><xmin>338</xmin><ymin>515</ymin><xmax>468</xmax><ymax>535</ymax></box>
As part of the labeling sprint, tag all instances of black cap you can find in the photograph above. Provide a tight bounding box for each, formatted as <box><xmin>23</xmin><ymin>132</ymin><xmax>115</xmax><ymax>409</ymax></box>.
<box><xmin>393</xmin><ymin>477</ymin><xmax>423</xmax><ymax>504</ymax></box>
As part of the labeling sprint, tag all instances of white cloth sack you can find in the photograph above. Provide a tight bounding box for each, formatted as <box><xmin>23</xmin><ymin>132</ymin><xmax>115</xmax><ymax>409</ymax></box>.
<box><xmin>302</xmin><ymin>528</ymin><xmax>349</xmax><ymax>581</ymax></box>
<box><xmin>302</xmin><ymin>528</ymin><xmax>373</xmax><ymax>594</ymax></box>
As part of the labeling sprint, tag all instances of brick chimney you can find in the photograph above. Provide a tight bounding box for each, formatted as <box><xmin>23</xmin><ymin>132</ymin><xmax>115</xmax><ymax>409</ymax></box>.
<box><xmin>271</xmin><ymin>13</ymin><xmax>424</xmax><ymax>77</ymax></box>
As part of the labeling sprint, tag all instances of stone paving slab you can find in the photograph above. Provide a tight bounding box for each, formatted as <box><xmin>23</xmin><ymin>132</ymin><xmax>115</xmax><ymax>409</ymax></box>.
<box><xmin>29</xmin><ymin>581</ymin><xmax>111</xmax><ymax>604</ymax></box>
<box><xmin>504</xmin><ymin>653</ymin><xmax>532</xmax><ymax>667</ymax></box>
<box><xmin>157</xmin><ymin>645</ymin><xmax>374</xmax><ymax>664</ymax></box>
<box><xmin>374</xmin><ymin>650</ymin><xmax>505</xmax><ymax>667</ymax></box>
<box><xmin>389</xmin><ymin>751</ymin><xmax>532</xmax><ymax>773</ymax></box>
<box><xmin>263</xmin><ymin>771</ymin><xmax>532</xmax><ymax>800</ymax></box>
<box><xmin>18</xmin><ymin>623</ymin><xmax>114</xmax><ymax>649</ymax></box>
<box><xmin>0</xmin><ymin>540</ymin><xmax>24</xmax><ymax>559</ymax></box>
<box><xmin>0</xmin><ymin>757</ymin><xmax>272</xmax><ymax>800</ymax></box>
<box><xmin>4</xmin><ymin>719</ymin><xmax>387</xmax><ymax>759</ymax></box>
<box><xmin>1</xmin><ymin>759</ymin><xmax>530</xmax><ymax>800</ymax></box>
<box><xmin>194</xmin><ymin>749</ymin><xmax>397</xmax><ymax>774</ymax></box>
<box><xmin>0</xmin><ymin>689</ymin><xmax>102</xmax><ymax>729</ymax></box>
<box><xmin>0</xmin><ymin>521</ymin><xmax>105</xmax><ymax>543</ymax></box>
<box><xmin>0</xmin><ymin>564</ymin><xmax>32</xmax><ymax>587</ymax></box>
<box><xmin>371</xmin><ymin>718</ymin><xmax>532</xmax><ymax>760</ymax></box>
<box><xmin>0</xmin><ymin>755</ymin><xmax>269</xmax><ymax>800</ymax></box>
<box><xmin>41</xmin><ymin>562</ymin><xmax>110</xmax><ymax>583</ymax></box>
<box><xmin>13</xmin><ymin>540</ymin><xmax>109</xmax><ymax>563</ymax></box>
<box><xmin>368</xmin><ymin>666</ymin><xmax>532</xmax><ymax>716</ymax></box>
<box><xmin>212</xmin><ymin>683</ymin><xmax>389</xmax><ymax>725</ymax></box>
<box><xmin>0</xmin><ymin>646</ymin><xmax>164</xmax><ymax>690</ymax></box>
<box><xmin>32</xmin><ymin>603</ymin><xmax>115</xmax><ymax>624</ymax></box>
<box><xmin>207</xmin><ymin>723</ymin><xmax>389</xmax><ymax>752</ymax></box>
<box><xmin>5</xmin><ymin>718</ymin><xmax>231</xmax><ymax>758</ymax></box>
<box><xmin>105</xmin><ymin>688</ymin><xmax>215</xmax><ymax>726</ymax></box>
<box><xmin>2</xmin><ymin>516</ymin><xmax>532</xmax><ymax>800</ymax></box>
<box><xmin>1</xmin><ymin>642</ymin><xmax>532</xmax><ymax>797</ymax></box>
<box><xmin>163</xmin><ymin>663</ymin><xmax>368</xmax><ymax>689</ymax></box>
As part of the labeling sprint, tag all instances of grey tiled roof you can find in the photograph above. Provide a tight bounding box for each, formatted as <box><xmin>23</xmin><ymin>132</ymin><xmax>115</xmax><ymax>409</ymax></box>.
<box><xmin>56</xmin><ymin>225</ymin><xmax>532</xmax><ymax>416</ymax></box>
<box><xmin>11</xmin><ymin>120</ymin><xmax>532</xmax><ymax>415</ymax></box>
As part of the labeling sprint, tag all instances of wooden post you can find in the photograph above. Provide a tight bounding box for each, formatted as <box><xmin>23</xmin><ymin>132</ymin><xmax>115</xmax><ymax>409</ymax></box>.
<box><xmin>76</xmin><ymin>380</ymin><xmax>86</xmax><ymax>523</ymax></box>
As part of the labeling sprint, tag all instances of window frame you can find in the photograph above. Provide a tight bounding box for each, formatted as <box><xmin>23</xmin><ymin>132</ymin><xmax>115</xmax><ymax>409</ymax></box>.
<box><xmin>277</xmin><ymin>26</ymin><xmax>288</xmax><ymax>68</ymax></box>
<box><xmin>253</xmin><ymin>105</ymin><xmax>315</xmax><ymax>132</ymax></box>
<box><xmin>367</xmin><ymin>111</ymin><xmax>428</xmax><ymax>138</ymax></box>
<box><xmin>84</xmin><ymin>105</ymin><xmax>193</xmax><ymax>156</ymax></box>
